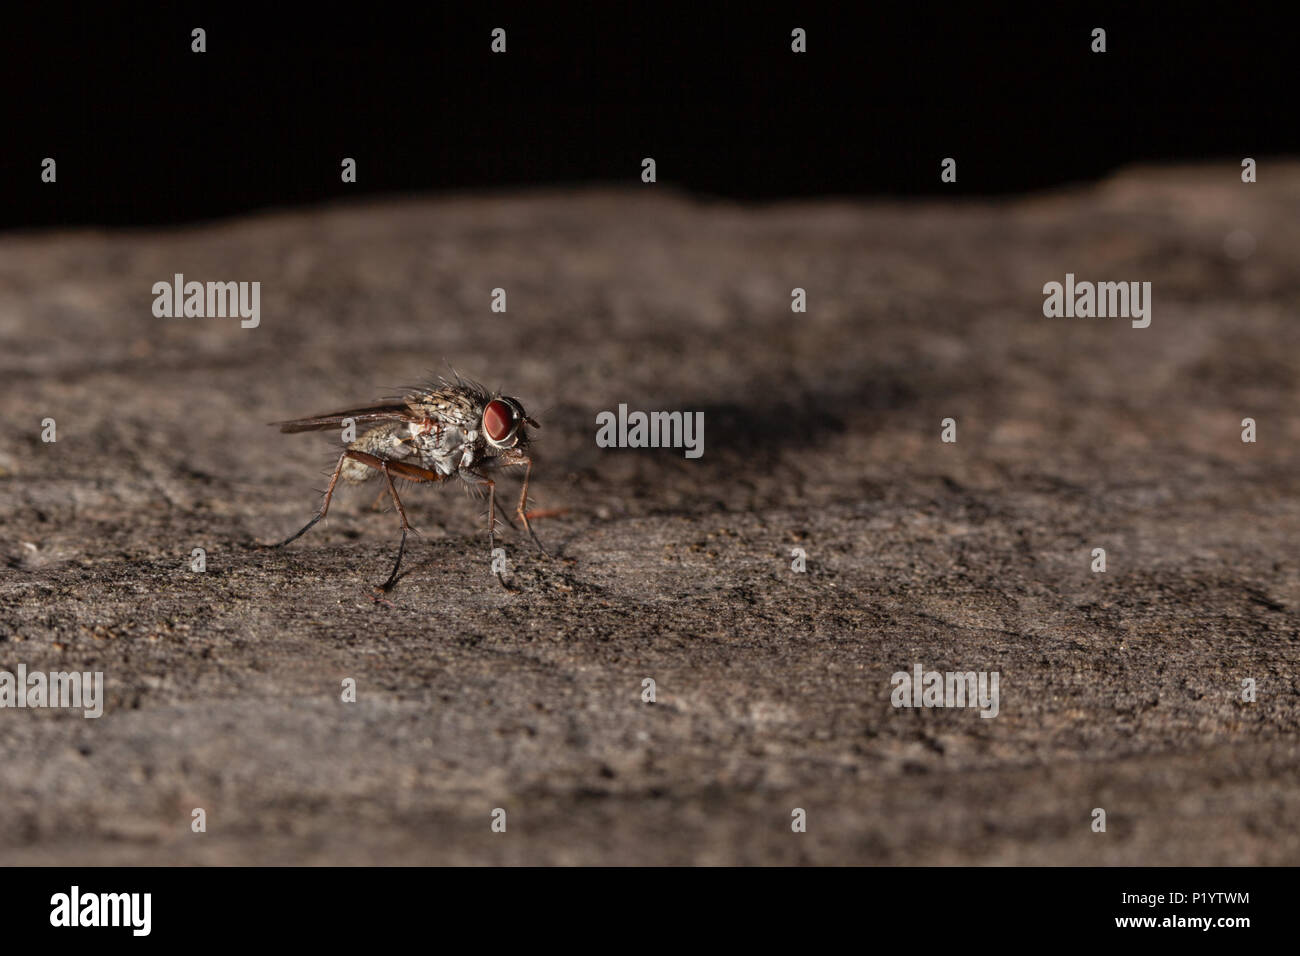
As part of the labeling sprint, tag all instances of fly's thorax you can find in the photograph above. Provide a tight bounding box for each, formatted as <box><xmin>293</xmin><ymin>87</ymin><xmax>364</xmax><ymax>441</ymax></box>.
<box><xmin>405</xmin><ymin>382</ymin><xmax>534</xmax><ymax>465</ymax></box>
<box><xmin>410</xmin><ymin>419</ymin><xmax>485</xmax><ymax>475</ymax></box>
<box><xmin>406</xmin><ymin>388</ymin><xmax>484</xmax><ymax>432</ymax></box>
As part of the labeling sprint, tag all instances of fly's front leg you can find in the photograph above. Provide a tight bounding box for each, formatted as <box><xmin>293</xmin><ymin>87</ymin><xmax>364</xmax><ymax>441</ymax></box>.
<box><xmin>464</xmin><ymin>470</ymin><xmax>512</xmax><ymax>590</ymax></box>
<box><xmin>515</xmin><ymin>456</ymin><xmax>549</xmax><ymax>557</ymax></box>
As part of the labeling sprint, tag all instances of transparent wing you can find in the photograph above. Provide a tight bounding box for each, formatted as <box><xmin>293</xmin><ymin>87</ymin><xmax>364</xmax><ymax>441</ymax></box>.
<box><xmin>272</xmin><ymin>403</ymin><xmax>416</xmax><ymax>433</ymax></box>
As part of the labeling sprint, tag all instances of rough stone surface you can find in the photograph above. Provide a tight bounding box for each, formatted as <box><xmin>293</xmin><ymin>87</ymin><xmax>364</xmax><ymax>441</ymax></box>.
<box><xmin>1</xmin><ymin>167</ymin><xmax>1298</xmax><ymax>864</ymax></box>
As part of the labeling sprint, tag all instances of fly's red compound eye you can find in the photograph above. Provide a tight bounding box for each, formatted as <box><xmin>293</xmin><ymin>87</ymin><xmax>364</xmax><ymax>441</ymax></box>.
<box><xmin>483</xmin><ymin>399</ymin><xmax>515</xmax><ymax>443</ymax></box>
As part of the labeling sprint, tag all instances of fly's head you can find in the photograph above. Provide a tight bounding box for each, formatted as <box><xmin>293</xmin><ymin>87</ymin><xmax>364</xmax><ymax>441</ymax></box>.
<box><xmin>481</xmin><ymin>395</ymin><xmax>539</xmax><ymax>463</ymax></box>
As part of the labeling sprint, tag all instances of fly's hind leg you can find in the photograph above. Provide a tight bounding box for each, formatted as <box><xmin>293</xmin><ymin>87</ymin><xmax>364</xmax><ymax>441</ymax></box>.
<box><xmin>265</xmin><ymin>450</ymin><xmax>350</xmax><ymax>548</ymax></box>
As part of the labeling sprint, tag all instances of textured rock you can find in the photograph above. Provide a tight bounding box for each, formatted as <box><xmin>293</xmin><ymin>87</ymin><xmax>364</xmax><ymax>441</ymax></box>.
<box><xmin>1</xmin><ymin>167</ymin><xmax>1298</xmax><ymax>863</ymax></box>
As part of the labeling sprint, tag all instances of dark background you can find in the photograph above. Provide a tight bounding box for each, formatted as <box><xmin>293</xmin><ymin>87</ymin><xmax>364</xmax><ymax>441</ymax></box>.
<box><xmin>1</xmin><ymin>4</ymin><xmax>1290</xmax><ymax>229</ymax></box>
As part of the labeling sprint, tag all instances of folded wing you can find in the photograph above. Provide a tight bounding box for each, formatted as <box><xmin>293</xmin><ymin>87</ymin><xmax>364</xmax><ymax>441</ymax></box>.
<box><xmin>273</xmin><ymin>403</ymin><xmax>416</xmax><ymax>433</ymax></box>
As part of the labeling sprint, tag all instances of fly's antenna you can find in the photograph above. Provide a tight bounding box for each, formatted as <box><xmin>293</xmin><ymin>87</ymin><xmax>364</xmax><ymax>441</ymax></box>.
<box><xmin>523</xmin><ymin>400</ymin><xmax>559</xmax><ymax>435</ymax></box>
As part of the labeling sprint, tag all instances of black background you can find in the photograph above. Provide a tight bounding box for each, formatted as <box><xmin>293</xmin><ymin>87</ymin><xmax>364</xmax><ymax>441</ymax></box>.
<box><xmin>7</xmin><ymin>866</ymin><xmax>1275</xmax><ymax>942</ymax></box>
<box><xmin>0</xmin><ymin>3</ymin><xmax>1291</xmax><ymax>228</ymax></box>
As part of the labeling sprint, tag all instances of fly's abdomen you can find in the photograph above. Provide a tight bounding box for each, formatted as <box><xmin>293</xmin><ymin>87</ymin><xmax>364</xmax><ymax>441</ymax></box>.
<box><xmin>341</xmin><ymin>423</ymin><xmax>411</xmax><ymax>482</ymax></box>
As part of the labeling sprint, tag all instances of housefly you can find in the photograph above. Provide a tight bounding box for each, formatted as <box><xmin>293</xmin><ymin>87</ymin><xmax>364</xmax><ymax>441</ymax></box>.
<box><xmin>268</xmin><ymin>374</ymin><xmax>546</xmax><ymax>591</ymax></box>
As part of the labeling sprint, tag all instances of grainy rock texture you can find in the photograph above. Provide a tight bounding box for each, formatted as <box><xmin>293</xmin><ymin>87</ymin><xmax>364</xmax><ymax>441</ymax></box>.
<box><xmin>1</xmin><ymin>167</ymin><xmax>1298</xmax><ymax>864</ymax></box>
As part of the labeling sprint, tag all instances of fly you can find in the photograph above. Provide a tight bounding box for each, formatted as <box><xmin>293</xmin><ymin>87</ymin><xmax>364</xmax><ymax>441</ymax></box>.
<box><xmin>267</xmin><ymin>373</ymin><xmax>547</xmax><ymax>591</ymax></box>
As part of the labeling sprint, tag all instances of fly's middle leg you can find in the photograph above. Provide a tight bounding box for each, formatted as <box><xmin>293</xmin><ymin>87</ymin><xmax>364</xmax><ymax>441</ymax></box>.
<box><xmin>346</xmin><ymin>451</ymin><xmax>447</xmax><ymax>592</ymax></box>
<box><xmin>271</xmin><ymin>449</ymin><xmax>447</xmax><ymax>593</ymax></box>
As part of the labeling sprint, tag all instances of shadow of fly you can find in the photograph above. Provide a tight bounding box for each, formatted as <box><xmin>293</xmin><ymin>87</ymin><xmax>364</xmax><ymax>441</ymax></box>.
<box><xmin>267</xmin><ymin>373</ymin><xmax>547</xmax><ymax>591</ymax></box>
